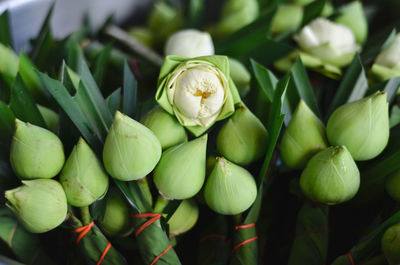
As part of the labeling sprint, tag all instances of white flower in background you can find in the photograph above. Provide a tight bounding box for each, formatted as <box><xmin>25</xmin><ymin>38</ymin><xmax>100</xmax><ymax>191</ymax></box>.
<box><xmin>371</xmin><ymin>33</ymin><xmax>400</xmax><ymax>81</ymax></box>
<box><xmin>295</xmin><ymin>18</ymin><xmax>358</xmax><ymax>67</ymax></box>
<box><xmin>375</xmin><ymin>33</ymin><xmax>400</xmax><ymax>69</ymax></box>
<box><xmin>166</xmin><ymin>62</ymin><xmax>227</xmax><ymax>127</ymax></box>
<box><xmin>164</xmin><ymin>29</ymin><xmax>214</xmax><ymax>58</ymax></box>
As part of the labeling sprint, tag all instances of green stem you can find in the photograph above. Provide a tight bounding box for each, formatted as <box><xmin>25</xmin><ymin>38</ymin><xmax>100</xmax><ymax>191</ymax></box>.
<box><xmin>233</xmin><ymin>213</ymin><xmax>242</xmax><ymax>225</ymax></box>
<box><xmin>137</xmin><ymin>177</ymin><xmax>153</xmax><ymax>207</ymax></box>
<box><xmin>80</xmin><ymin>206</ymin><xmax>91</xmax><ymax>225</ymax></box>
<box><xmin>154</xmin><ymin>195</ymin><xmax>170</xmax><ymax>213</ymax></box>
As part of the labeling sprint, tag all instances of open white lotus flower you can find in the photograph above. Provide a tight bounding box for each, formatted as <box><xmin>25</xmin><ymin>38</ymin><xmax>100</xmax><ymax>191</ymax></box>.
<box><xmin>164</xmin><ymin>29</ymin><xmax>214</xmax><ymax>58</ymax></box>
<box><xmin>156</xmin><ymin>55</ymin><xmax>241</xmax><ymax>136</ymax></box>
<box><xmin>295</xmin><ymin>17</ymin><xmax>359</xmax><ymax>67</ymax></box>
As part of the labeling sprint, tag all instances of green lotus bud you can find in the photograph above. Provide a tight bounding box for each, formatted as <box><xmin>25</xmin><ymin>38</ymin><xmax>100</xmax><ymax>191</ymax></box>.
<box><xmin>5</xmin><ymin>179</ymin><xmax>68</xmax><ymax>233</ymax></box>
<box><xmin>147</xmin><ymin>1</ymin><xmax>183</xmax><ymax>44</ymax></box>
<box><xmin>129</xmin><ymin>27</ymin><xmax>154</xmax><ymax>47</ymax></box>
<box><xmin>385</xmin><ymin>170</ymin><xmax>400</xmax><ymax>201</ymax></box>
<box><xmin>60</xmin><ymin>138</ymin><xmax>109</xmax><ymax>207</ymax></box>
<box><xmin>333</xmin><ymin>1</ymin><xmax>368</xmax><ymax>44</ymax></box>
<box><xmin>382</xmin><ymin>223</ymin><xmax>400</xmax><ymax>265</ymax></box>
<box><xmin>165</xmin><ymin>29</ymin><xmax>214</xmax><ymax>58</ymax></box>
<box><xmin>371</xmin><ymin>33</ymin><xmax>400</xmax><ymax>81</ymax></box>
<box><xmin>280</xmin><ymin>100</ymin><xmax>328</xmax><ymax>169</ymax></box>
<box><xmin>168</xmin><ymin>199</ymin><xmax>199</xmax><ymax>236</ymax></box>
<box><xmin>295</xmin><ymin>18</ymin><xmax>359</xmax><ymax>67</ymax></box>
<box><xmin>214</xmin><ymin>0</ymin><xmax>259</xmax><ymax>37</ymax></box>
<box><xmin>140</xmin><ymin>105</ymin><xmax>187</xmax><ymax>150</ymax></box>
<box><xmin>228</xmin><ymin>58</ymin><xmax>251</xmax><ymax>97</ymax></box>
<box><xmin>154</xmin><ymin>134</ymin><xmax>207</xmax><ymax>199</ymax></box>
<box><xmin>98</xmin><ymin>188</ymin><xmax>133</xmax><ymax>237</ymax></box>
<box><xmin>10</xmin><ymin>119</ymin><xmax>65</xmax><ymax>179</ymax></box>
<box><xmin>103</xmin><ymin>111</ymin><xmax>162</xmax><ymax>181</ymax></box>
<box><xmin>300</xmin><ymin>146</ymin><xmax>360</xmax><ymax>205</ymax></box>
<box><xmin>327</xmin><ymin>91</ymin><xmax>389</xmax><ymax>161</ymax></box>
<box><xmin>217</xmin><ymin>105</ymin><xmax>268</xmax><ymax>166</ymax></box>
<box><xmin>37</xmin><ymin>105</ymin><xmax>59</xmax><ymax>133</ymax></box>
<box><xmin>204</xmin><ymin>157</ymin><xmax>257</xmax><ymax>215</ymax></box>
<box><xmin>271</xmin><ymin>4</ymin><xmax>303</xmax><ymax>34</ymax></box>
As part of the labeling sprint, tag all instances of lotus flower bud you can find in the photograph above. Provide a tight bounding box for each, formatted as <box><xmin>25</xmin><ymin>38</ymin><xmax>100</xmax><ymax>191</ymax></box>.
<box><xmin>333</xmin><ymin>1</ymin><xmax>368</xmax><ymax>44</ymax></box>
<box><xmin>228</xmin><ymin>58</ymin><xmax>251</xmax><ymax>97</ymax></box>
<box><xmin>280</xmin><ymin>100</ymin><xmax>328</xmax><ymax>169</ymax></box>
<box><xmin>271</xmin><ymin>4</ymin><xmax>303</xmax><ymax>34</ymax></box>
<box><xmin>382</xmin><ymin>223</ymin><xmax>400</xmax><ymax>265</ymax></box>
<box><xmin>98</xmin><ymin>188</ymin><xmax>133</xmax><ymax>237</ymax></box>
<box><xmin>385</xmin><ymin>170</ymin><xmax>400</xmax><ymax>201</ymax></box>
<box><xmin>204</xmin><ymin>157</ymin><xmax>257</xmax><ymax>215</ymax></box>
<box><xmin>154</xmin><ymin>134</ymin><xmax>207</xmax><ymax>199</ymax></box>
<box><xmin>295</xmin><ymin>18</ymin><xmax>358</xmax><ymax>67</ymax></box>
<box><xmin>371</xmin><ymin>33</ymin><xmax>400</xmax><ymax>81</ymax></box>
<box><xmin>214</xmin><ymin>0</ymin><xmax>259</xmax><ymax>37</ymax></box>
<box><xmin>60</xmin><ymin>138</ymin><xmax>109</xmax><ymax>207</ymax></box>
<box><xmin>147</xmin><ymin>1</ymin><xmax>183</xmax><ymax>44</ymax></box>
<box><xmin>5</xmin><ymin>179</ymin><xmax>68</xmax><ymax>233</ymax></box>
<box><xmin>103</xmin><ymin>111</ymin><xmax>162</xmax><ymax>181</ymax></box>
<box><xmin>10</xmin><ymin>119</ymin><xmax>65</xmax><ymax>179</ymax></box>
<box><xmin>37</xmin><ymin>105</ymin><xmax>59</xmax><ymax>134</ymax></box>
<box><xmin>327</xmin><ymin>91</ymin><xmax>389</xmax><ymax>161</ymax></box>
<box><xmin>165</xmin><ymin>29</ymin><xmax>214</xmax><ymax>58</ymax></box>
<box><xmin>140</xmin><ymin>106</ymin><xmax>187</xmax><ymax>150</ymax></box>
<box><xmin>300</xmin><ymin>146</ymin><xmax>360</xmax><ymax>205</ymax></box>
<box><xmin>217</xmin><ymin>105</ymin><xmax>268</xmax><ymax>166</ymax></box>
<box><xmin>168</xmin><ymin>199</ymin><xmax>199</xmax><ymax>236</ymax></box>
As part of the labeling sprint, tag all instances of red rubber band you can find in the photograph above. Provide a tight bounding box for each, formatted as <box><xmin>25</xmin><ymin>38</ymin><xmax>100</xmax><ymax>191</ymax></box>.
<box><xmin>347</xmin><ymin>253</ymin><xmax>355</xmax><ymax>265</ymax></box>
<box><xmin>149</xmin><ymin>244</ymin><xmax>172</xmax><ymax>265</ymax></box>
<box><xmin>132</xmin><ymin>213</ymin><xmax>162</xmax><ymax>238</ymax></box>
<box><xmin>198</xmin><ymin>234</ymin><xmax>227</xmax><ymax>244</ymax></box>
<box><xmin>73</xmin><ymin>221</ymin><xmax>94</xmax><ymax>244</ymax></box>
<box><xmin>97</xmin><ymin>242</ymin><xmax>112</xmax><ymax>265</ymax></box>
<box><xmin>235</xmin><ymin>223</ymin><xmax>256</xmax><ymax>230</ymax></box>
<box><xmin>231</xmin><ymin>236</ymin><xmax>258</xmax><ymax>255</ymax></box>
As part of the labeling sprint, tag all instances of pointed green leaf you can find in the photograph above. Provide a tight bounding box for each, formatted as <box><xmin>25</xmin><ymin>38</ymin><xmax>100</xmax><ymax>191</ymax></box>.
<box><xmin>250</xmin><ymin>59</ymin><xmax>277</xmax><ymax>103</ymax></box>
<box><xmin>106</xmin><ymin>88</ymin><xmax>121</xmax><ymax>115</ymax></box>
<box><xmin>122</xmin><ymin>61</ymin><xmax>138</xmax><ymax>119</ymax></box>
<box><xmin>0</xmin><ymin>11</ymin><xmax>13</xmax><ymax>47</ymax></box>
<box><xmin>93</xmin><ymin>43</ymin><xmax>112</xmax><ymax>88</ymax></box>
<box><xmin>301</xmin><ymin>0</ymin><xmax>327</xmax><ymax>27</ymax></box>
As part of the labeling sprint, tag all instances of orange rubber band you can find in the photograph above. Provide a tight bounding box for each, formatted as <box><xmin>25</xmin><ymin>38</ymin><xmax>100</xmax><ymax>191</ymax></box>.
<box><xmin>231</xmin><ymin>236</ymin><xmax>258</xmax><ymax>255</ymax></box>
<box><xmin>347</xmin><ymin>253</ymin><xmax>355</xmax><ymax>265</ymax></box>
<box><xmin>198</xmin><ymin>234</ymin><xmax>227</xmax><ymax>244</ymax></box>
<box><xmin>150</xmin><ymin>244</ymin><xmax>172</xmax><ymax>265</ymax></box>
<box><xmin>235</xmin><ymin>223</ymin><xmax>256</xmax><ymax>230</ymax></box>
<box><xmin>73</xmin><ymin>221</ymin><xmax>94</xmax><ymax>244</ymax></box>
<box><xmin>132</xmin><ymin>213</ymin><xmax>162</xmax><ymax>238</ymax></box>
<box><xmin>97</xmin><ymin>242</ymin><xmax>112</xmax><ymax>265</ymax></box>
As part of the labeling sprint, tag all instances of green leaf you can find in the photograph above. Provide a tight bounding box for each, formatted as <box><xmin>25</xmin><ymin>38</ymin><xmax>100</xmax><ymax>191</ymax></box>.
<box><xmin>92</xmin><ymin>43</ymin><xmax>112</xmax><ymax>88</ymax></box>
<box><xmin>0</xmin><ymin>11</ymin><xmax>13</xmax><ymax>47</ymax></box>
<box><xmin>326</xmin><ymin>54</ymin><xmax>368</xmax><ymax>118</ymax></box>
<box><xmin>287</xmin><ymin>203</ymin><xmax>329</xmax><ymax>265</ymax></box>
<box><xmin>245</xmin><ymin>74</ymin><xmax>289</xmax><ymax>224</ymax></box>
<box><xmin>122</xmin><ymin>61</ymin><xmax>138</xmax><ymax>119</ymax></box>
<box><xmin>36</xmin><ymin>71</ymin><xmax>102</xmax><ymax>150</ymax></box>
<box><xmin>250</xmin><ymin>59</ymin><xmax>277</xmax><ymax>103</ymax></box>
<box><xmin>113</xmin><ymin>180</ymin><xmax>141</xmax><ymax>214</ymax></box>
<box><xmin>247</xmin><ymin>38</ymin><xmax>294</xmax><ymax>69</ymax></box>
<box><xmin>331</xmin><ymin>210</ymin><xmax>400</xmax><ymax>265</ymax></box>
<box><xmin>164</xmin><ymin>200</ymin><xmax>182</xmax><ymax>222</ymax></box>
<box><xmin>9</xmin><ymin>75</ymin><xmax>46</xmax><ymax>128</ymax></box>
<box><xmin>300</xmin><ymin>0</ymin><xmax>327</xmax><ymax>27</ymax></box>
<box><xmin>30</xmin><ymin>4</ymin><xmax>55</xmax><ymax>69</ymax></box>
<box><xmin>0</xmin><ymin>208</ymin><xmax>56</xmax><ymax>265</ymax></box>
<box><xmin>106</xmin><ymin>88</ymin><xmax>121</xmax><ymax>115</ymax></box>
<box><xmin>0</xmin><ymin>102</ymin><xmax>14</xmax><ymax>150</ymax></box>
<box><xmin>187</xmin><ymin>0</ymin><xmax>204</xmax><ymax>27</ymax></box>
<box><xmin>215</xmin><ymin>8</ymin><xmax>277</xmax><ymax>56</ymax></box>
<box><xmin>283</xmin><ymin>57</ymin><xmax>320</xmax><ymax>124</ymax></box>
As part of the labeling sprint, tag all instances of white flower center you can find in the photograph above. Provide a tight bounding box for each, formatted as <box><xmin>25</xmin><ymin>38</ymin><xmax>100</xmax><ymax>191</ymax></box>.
<box><xmin>173</xmin><ymin>66</ymin><xmax>225</xmax><ymax>121</ymax></box>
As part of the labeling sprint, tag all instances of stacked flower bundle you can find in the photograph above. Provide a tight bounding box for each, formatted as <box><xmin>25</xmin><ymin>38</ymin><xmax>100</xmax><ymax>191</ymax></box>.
<box><xmin>0</xmin><ymin>0</ymin><xmax>400</xmax><ymax>264</ymax></box>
